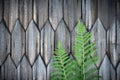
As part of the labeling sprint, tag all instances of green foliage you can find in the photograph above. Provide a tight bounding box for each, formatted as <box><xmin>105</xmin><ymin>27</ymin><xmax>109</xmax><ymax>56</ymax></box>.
<box><xmin>73</xmin><ymin>20</ymin><xmax>100</xmax><ymax>80</ymax></box>
<box><xmin>50</xmin><ymin>20</ymin><xmax>101</xmax><ymax>80</ymax></box>
<box><xmin>50</xmin><ymin>43</ymin><xmax>77</xmax><ymax>80</ymax></box>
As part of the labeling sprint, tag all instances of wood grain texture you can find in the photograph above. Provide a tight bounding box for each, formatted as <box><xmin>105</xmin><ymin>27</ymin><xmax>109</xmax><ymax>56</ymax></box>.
<box><xmin>99</xmin><ymin>55</ymin><xmax>116</xmax><ymax>80</ymax></box>
<box><xmin>0</xmin><ymin>0</ymin><xmax>3</xmax><ymax>21</ymax></box>
<box><xmin>0</xmin><ymin>22</ymin><xmax>10</xmax><ymax>65</ymax></box>
<box><xmin>116</xmin><ymin>44</ymin><xmax>120</xmax><ymax>63</ymax></box>
<box><xmin>41</xmin><ymin>21</ymin><xmax>54</xmax><ymax>65</ymax></box>
<box><xmin>117</xmin><ymin>1</ymin><xmax>120</xmax><ymax>20</ymax></box>
<box><xmin>64</xmin><ymin>0</ymin><xmax>81</xmax><ymax>31</ymax></box>
<box><xmin>117</xmin><ymin>63</ymin><xmax>120</xmax><ymax>80</ymax></box>
<box><xmin>49</xmin><ymin>0</ymin><xmax>63</xmax><ymax>30</ymax></box>
<box><xmin>26</xmin><ymin>20</ymin><xmax>40</xmax><ymax>65</ymax></box>
<box><xmin>4</xmin><ymin>0</ymin><xmax>18</xmax><ymax>32</ymax></box>
<box><xmin>81</xmin><ymin>0</ymin><xmax>86</xmax><ymax>23</ymax></box>
<box><xmin>19</xmin><ymin>0</ymin><xmax>32</xmax><ymax>30</ymax></box>
<box><xmin>33</xmin><ymin>0</ymin><xmax>48</xmax><ymax>30</ymax></box>
<box><xmin>33</xmin><ymin>56</ymin><xmax>46</xmax><ymax>80</ymax></box>
<box><xmin>98</xmin><ymin>0</ymin><xmax>115</xmax><ymax>29</ymax></box>
<box><xmin>86</xmin><ymin>0</ymin><xmax>97</xmax><ymax>29</ymax></box>
<box><xmin>91</xmin><ymin>18</ymin><xmax>106</xmax><ymax>67</ymax></box>
<box><xmin>0</xmin><ymin>0</ymin><xmax>119</xmax><ymax>80</ymax></box>
<box><xmin>117</xmin><ymin>19</ymin><xmax>120</xmax><ymax>44</ymax></box>
<box><xmin>107</xmin><ymin>19</ymin><xmax>118</xmax><ymax>67</ymax></box>
<box><xmin>17</xmin><ymin>56</ymin><xmax>32</xmax><ymax>80</ymax></box>
<box><xmin>1</xmin><ymin>55</ymin><xmax>17</xmax><ymax>80</ymax></box>
<box><xmin>11</xmin><ymin>20</ymin><xmax>25</xmax><ymax>66</ymax></box>
<box><xmin>55</xmin><ymin>20</ymin><xmax>70</xmax><ymax>54</ymax></box>
<box><xmin>116</xmin><ymin>20</ymin><xmax>120</xmax><ymax>63</ymax></box>
<box><xmin>47</xmin><ymin>59</ymin><xmax>53</xmax><ymax>80</ymax></box>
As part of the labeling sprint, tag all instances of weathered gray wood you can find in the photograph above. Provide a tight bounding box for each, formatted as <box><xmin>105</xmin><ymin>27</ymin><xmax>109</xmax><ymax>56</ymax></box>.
<box><xmin>117</xmin><ymin>19</ymin><xmax>120</xmax><ymax>44</ymax></box>
<box><xmin>41</xmin><ymin>21</ymin><xmax>54</xmax><ymax>65</ymax></box>
<box><xmin>117</xmin><ymin>63</ymin><xmax>120</xmax><ymax>80</ymax></box>
<box><xmin>99</xmin><ymin>55</ymin><xmax>116</xmax><ymax>80</ymax></box>
<box><xmin>98</xmin><ymin>0</ymin><xmax>115</xmax><ymax>29</ymax></box>
<box><xmin>11</xmin><ymin>20</ymin><xmax>25</xmax><ymax>66</ymax></box>
<box><xmin>116</xmin><ymin>20</ymin><xmax>120</xmax><ymax>64</ymax></box>
<box><xmin>4</xmin><ymin>0</ymin><xmax>18</xmax><ymax>32</ymax></box>
<box><xmin>1</xmin><ymin>55</ymin><xmax>17</xmax><ymax>80</ymax></box>
<box><xmin>19</xmin><ymin>0</ymin><xmax>32</xmax><ymax>30</ymax></box>
<box><xmin>64</xmin><ymin>0</ymin><xmax>81</xmax><ymax>31</ymax></box>
<box><xmin>117</xmin><ymin>1</ymin><xmax>120</xmax><ymax>20</ymax></box>
<box><xmin>0</xmin><ymin>22</ymin><xmax>10</xmax><ymax>65</ymax></box>
<box><xmin>55</xmin><ymin>20</ymin><xmax>70</xmax><ymax>53</ymax></box>
<box><xmin>86</xmin><ymin>0</ymin><xmax>97</xmax><ymax>29</ymax></box>
<box><xmin>26</xmin><ymin>20</ymin><xmax>40</xmax><ymax>65</ymax></box>
<box><xmin>107</xmin><ymin>19</ymin><xmax>118</xmax><ymax>67</ymax></box>
<box><xmin>17</xmin><ymin>56</ymin><xmax>32</xmax><ymax>80</ymax></box>
<box><xmin>116</xmin><ymin>44</ymin><xmax>120</xmax><ymax>63</ymax></box>
<box><xmin>0</xmin><ymin>0</ymin><xmax>119</xmax><ymax>80</ymax></box>
<box><xmin>33</xmin><ymin>0</ymin><xmax>48</xmax><ymax>30</ymax></box>
<box><xmin>0</xmin><ymin>0</ymin><xmax>3</xmax><ymax>21</ymax></box>
<box><xmin>91</xmin><ymin>18</ymin><xmax>106</xmax><ymax>67</ymax></box>
<box><xmin>47</xmin><ymin>59</ymin><xmax>53</xmax><ymax>80</ymax></box>
<box><xmin>82</xmin><ymin>0</ymin><xmax>86</xmax><ymax>23</ymax></box>
<box><xmin>33</xmin><ymin>56</ymin><xmax>46</xmax><ymax>80</ymax></box>
<box><xmin>49</xmin><ymin>0</ymin><xmax>63</xmax><ymax>30</ymax></box>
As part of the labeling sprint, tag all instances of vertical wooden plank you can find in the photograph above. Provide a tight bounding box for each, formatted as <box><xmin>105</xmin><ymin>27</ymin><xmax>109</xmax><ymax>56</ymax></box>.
<box><xmin>117</xmin><ymin>63</ymin><xmax>120</xmax><ymax>80</ymax></box>
<box><xmin>11</xmin><ymin>20</ymin><xmax>25</xmax><ymax>66</ymax></box>
<box><xmin>107</xmin><ymin>19</ymin><xmax>118</xmax><ymax>67</ymax></box>
<box><xmin>55</xmin><ymin>20</ymin><xmax>70</xmax><ymax>53</ymax></box>
<box><xmin>4</xmin><ymin>0</ymin><xmax>18</xmax><ymax>32</ymax></box>
<box><xmin>26</xmin><ymin>20</ymin><xmax>40</xmax><ymax>65</ymax></box>
<box><xmin>91</xmin><ymin>18</ymin><xmax>106</xmax><ymax>67</ymax></box>
<box><xmin>0</xmin><ymin>0</ymin><xmax>3</xmax><ymax>21</ymax></box>
<box><xmin>86</xmin><ymin>0</ymin><xmax>97</xmax><ymax>29</ymax></box>
<box><xmin>19</xmin><ymin>0</ymin><xmax>32</xmax><ymax>29</ymax></box>
<box><xmin>33</xmin><ymin>0</ymin><xmax>48</xmax><ymax>30</ymax></box>
<box><xmin>47</xmin><ymin>59</ymin><xmax>53</xmax><ymax>80</ymax></box>
<box><xmin>82</xmin><ymin>0</ymin><xmax>86</xmax><ymax>23</ymax></box>
<box><xmin>117</xmin><ymin>0</ymin><xmax>120</xmax><ymax>20</ymax></box>
<box><xmin>116</xmin><ymin>2</ymin><xmax>120</xmax><ymax>63</ymax></box>
<box><xmin>17</xmin><ymin>56</ymin><xmax>32</xmax><ymax>80</ymax></box>
<box><xmin>0</xmin><ymin>22</ymin><xmax>10</xmax><ymax>65</ymax></box>
<box><xmin>33</xmin><ymin>56</ymin><xmax>46</xmax><ymax>80</ymax></box>
<box><xmin>1</xmin><ymin>55</ymin><xmax>17</xmax><ymax>80</ymax></box>
<box><xmin>116</xmin><ymin>44</ymin><xmax>120</xmax><ymax>63</ymax></box>
<box><xmin>49</xmin><ymin>0</ymin><xmax>63</xmax><ymax>30</ymax></box>
<box><xmin>99</xmin><ymin>55</ymin><xmax>116</xmax><ymax>80</ymax></box>
<box><xmin>41</xmin><ymin>21</ymin><xmax>54</xmax><ymax>65</ymax></box>
<box><xmin>98</xmin><ymin>0</ymin><xmax>115</xmax><ymax>29</ymax></box>
<box><xmin>64</xmin><ymin>0</ymin><xmax>81</xmax><ymax>31</ymax></box>
<box><xmin>117</xmin><ymin>19</ymin><xmax>120</xmax><ymax>44</ymax></box>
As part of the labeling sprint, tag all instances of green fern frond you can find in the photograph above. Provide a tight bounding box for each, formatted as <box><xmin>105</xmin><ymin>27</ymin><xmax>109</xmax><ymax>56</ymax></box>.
<box><xmin>73</xmin><ymin>20</ymin><xmax>100</xmax><ymax>80</ymax></box>
<box><xmin>51</xmin><ymin>20</ymin><xmax>101</xmax><ymax>80</ymax></box>
<box><xmin>50</xmin><ymin>43</ymin><xmax>77</xmax><ymax>80</ymax></box>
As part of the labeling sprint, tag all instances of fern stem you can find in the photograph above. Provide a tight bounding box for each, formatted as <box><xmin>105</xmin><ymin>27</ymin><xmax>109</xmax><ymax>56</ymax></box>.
<box><xmin>83</xmin><ymin>48</ymin><xmax>85</xmax><ymax>80</ymax></box>
<box><xmin>60</xmin><ymin>55</ymin><xmax>67</xmax><ymax>80</ymax></box>
<box><xmin>82</xmin><ymin>39</ymin><xmax>85</xmax><ymax>80</ymax></box>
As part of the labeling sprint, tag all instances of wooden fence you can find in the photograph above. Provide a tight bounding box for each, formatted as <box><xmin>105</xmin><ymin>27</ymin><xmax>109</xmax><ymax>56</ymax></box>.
<box><xmin>0</xmin><ymin>0</ymin><xmax>120</xmax><ymax>80</ymax></box>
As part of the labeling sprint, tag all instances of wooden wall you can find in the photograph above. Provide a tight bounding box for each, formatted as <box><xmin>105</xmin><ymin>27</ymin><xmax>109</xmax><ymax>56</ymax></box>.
<box><xmin>0</xmin><ymin>0</ymin><xmax>120</xmax><ymax>80</ymax></box>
